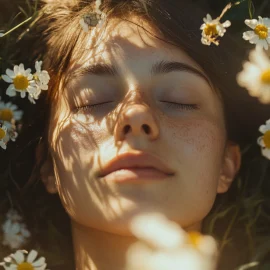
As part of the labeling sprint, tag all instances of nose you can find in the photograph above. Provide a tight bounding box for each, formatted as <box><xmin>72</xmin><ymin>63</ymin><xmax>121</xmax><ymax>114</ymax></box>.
<box><xmin>114</xmin><ymin>104</ymin><xmax>159</xmax><ymax>141</ymax></box>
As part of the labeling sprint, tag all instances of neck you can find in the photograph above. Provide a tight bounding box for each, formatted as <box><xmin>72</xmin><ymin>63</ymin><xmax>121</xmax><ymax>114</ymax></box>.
<box><xmin>72</xmin><ymin>220</ymin><xmax>202</xmax><ymax>270</ymax></box>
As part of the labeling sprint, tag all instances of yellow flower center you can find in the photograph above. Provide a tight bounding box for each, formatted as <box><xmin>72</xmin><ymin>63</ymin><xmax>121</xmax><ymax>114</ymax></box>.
<box><xmin>254</xmin><ymin>24</ymin><xmax>268</xmax><ymax>39</ymax></box>
<box><xmin>17</xmin><ymin>262</ymin><xmax>34</xmax><ymax>270</ymax></box>
<box><xmin>13</xmin><ymin>75</ymin><xmax>29</xmax><ymax>91</ymax></box>
<box><xmin>263</xmin><ymin>130</ymin><xmax>270</xmax><ymax>149</ymax></box>
<box><xmin>188</xmin><ymin>231</ymin><xmax>202</xmax><ymax>248</ymax></box>
<box><xmin>261</xmin><ymin>69</ymin><xmax>270</xmax><ymax>84</ymax></box>
<box><xmin>204</xmin><ymin>24</ymin><xmax>218</xmax><ymax>37</ymax></box>
<box><xmin>0</xmin><ymin>127</ymin><xmax>6</xmax><ymax>140</ymax></box>
<box><xmin>0</xmin><ymin>109</ymin><xmax>13</xmax><ymax>122</ymax></box>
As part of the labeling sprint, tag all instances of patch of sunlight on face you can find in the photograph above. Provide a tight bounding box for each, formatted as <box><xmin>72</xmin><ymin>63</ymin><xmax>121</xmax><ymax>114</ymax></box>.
<box><xmin>81</xmin><ymin>17</ymin><xmax>165</xmax><ymax>83</ymax></box>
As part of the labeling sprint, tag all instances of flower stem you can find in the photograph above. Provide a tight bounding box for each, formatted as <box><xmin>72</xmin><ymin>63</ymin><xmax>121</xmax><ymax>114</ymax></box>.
<box><xmin>0</xmin><ymin>16</ymin><xmax>32</xmax><ymax>38</ymax></box>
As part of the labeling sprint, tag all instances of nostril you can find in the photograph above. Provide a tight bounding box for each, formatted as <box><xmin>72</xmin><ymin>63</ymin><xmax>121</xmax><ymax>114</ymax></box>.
<box><xmin>124</xmin><ymin>125</ymin><xmax>131</xmax><ymax>134</ymax></box>
<box><xmin>142</xmin><ymin>124</ymin><xmax>151</xmax><ymax>134</ymax></box>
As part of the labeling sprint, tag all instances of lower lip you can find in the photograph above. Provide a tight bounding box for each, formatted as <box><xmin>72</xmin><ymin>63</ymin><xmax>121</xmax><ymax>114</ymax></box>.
<box><xmin>101</xmin><ymin>168</ymin><xmax>171</xmax><ymax>183</ymax></box>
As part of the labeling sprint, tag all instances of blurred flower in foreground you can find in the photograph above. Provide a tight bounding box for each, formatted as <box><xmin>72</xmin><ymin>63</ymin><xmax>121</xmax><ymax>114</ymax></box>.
<box><xmin>257</xmin><ymin>119</ymin><xmax>270</xmax><ymax>160</ymax></box>
<box><xmin>243</xmin><ymin>16</ymin><xmax>270</xmax><ymax>50</ymax></box>
<box><xmin>237</xmin><ymin>48</ymin><xmax>270</xmax><ymax>104</ymax></box>
<box><xmin>126</xmin><ymin>213</ymin><xmax>218</xmax><ymax>270</ymax></box>
<box><xmin>2</xmin><ymin>209</ymin><xmax>31</xmax><ymax>250</ymax></box>
<box><xmin>200</xmin><ymin>14</ymin><xmax>231</xmax><ymax>46</ymax></box>
<box><xmin>0</xmin><ymin>31</ymin><xmax>4</xmax><ymax>37</ymax></box>
<box><xmin>0</xmin><ymin>250</ymin><xmax>48</xmax><ymax>270</ymax></box>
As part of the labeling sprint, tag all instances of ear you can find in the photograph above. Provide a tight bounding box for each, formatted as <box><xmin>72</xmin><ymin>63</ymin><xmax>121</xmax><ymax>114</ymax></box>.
<box><xmin>36</xmin><ymin>142</ymin><xmax>58</xmax><ymax>194</ymax></box>
<box><xmin>217</xmin><ymin>142</ymin><xmax>241</xmax><ymax>194</ymax></box>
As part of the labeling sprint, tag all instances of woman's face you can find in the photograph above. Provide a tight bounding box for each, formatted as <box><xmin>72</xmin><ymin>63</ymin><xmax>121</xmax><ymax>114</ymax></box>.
<box><xmin>45</xmin><ymin>18</ymin><xmax>235</xmax><ymax>235</ymax></box>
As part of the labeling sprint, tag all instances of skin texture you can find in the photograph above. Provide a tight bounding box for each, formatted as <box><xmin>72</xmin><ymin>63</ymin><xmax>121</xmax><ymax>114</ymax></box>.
<box><xmin>41</xmin><ymin>17</ymin><xmax>241</xmax><ymax>270</ymax></box>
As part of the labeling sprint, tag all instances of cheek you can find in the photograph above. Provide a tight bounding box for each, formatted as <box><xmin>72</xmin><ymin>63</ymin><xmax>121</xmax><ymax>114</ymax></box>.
<box><xmin>164</xmin><ymin>115</ymin><xmax>226</xmax><ymax>168</ymax></box>
<box><xmin>163</xmin><ymin>117</ymin><xmax>226</xmax><ymax>209</ymax></box>
<box><xmin>49</xmin><ymin>113</ymin><xmax>117</xmax><ymax>222</ymax></box>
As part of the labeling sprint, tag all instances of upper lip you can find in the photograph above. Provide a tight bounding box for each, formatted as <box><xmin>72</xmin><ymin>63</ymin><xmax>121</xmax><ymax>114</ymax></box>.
<box><xmin>99</xmin><ymin>152</ymin><xmax>175</xmax><ymax>177</ymax></box>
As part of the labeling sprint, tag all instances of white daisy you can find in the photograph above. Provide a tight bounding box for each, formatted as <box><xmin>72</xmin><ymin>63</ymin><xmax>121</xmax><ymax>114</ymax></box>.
<box><xmin>34</xmin><ymin>61</ymin><xmax>50</xmax><ymax>89</ymax></box>
<box><xmin>200</xmin><ymin>14</ymin><xmax>231</xmax><ymax>46</ymax></box>
<box><xmin>257</xmin><ymin>119</ymin><xmax>270</xmax><ymax>160</ymax></box>
<box><xmin>26</xmin><ymin>61</ymin><xmax>50</xmax><ymax>104</ymax></box>
<box><xmin>0</xmin><ymin>99</ymin><xmax>23</xmax><ymax>124</ymax></box>
<box><xmin>0</xmin><ymin>250</ymin><xmax>48</xmax><ymax>270</ymax></box>
<box><xmin>237</xmin><ymin>48</ymin><xmax>270</xmax><ymax>103</ymax></box>
<box><xmin>2</xmin><ymin>63</ymin><xmax>36</xmax><ymax>98</ymax></box>
<box><xmin>243</xmin><ymin>16</ymin><xmax>270</xmax><ymax>50</ymax></box>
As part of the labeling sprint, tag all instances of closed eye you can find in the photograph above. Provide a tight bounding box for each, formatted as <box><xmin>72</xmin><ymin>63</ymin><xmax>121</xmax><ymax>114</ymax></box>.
<box><xmin>161</xmin><ymin>101</ymin><xmax>199</xmax><ymax>111</ymax></box>
<box><xmin>74</xmin><ymin>101</ymin><xmax>114</xmax><ymax>113</ymax></box>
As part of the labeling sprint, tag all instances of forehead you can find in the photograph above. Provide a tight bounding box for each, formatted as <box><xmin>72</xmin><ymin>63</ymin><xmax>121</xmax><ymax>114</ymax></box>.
<box><xmin>71</xmin><ymin>17</ymin><xmax>204</xmax><ymax>74</ymax></box>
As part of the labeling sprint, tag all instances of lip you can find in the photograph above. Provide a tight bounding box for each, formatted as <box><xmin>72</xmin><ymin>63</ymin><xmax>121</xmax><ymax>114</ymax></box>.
<box><xmin>99</xmin><ymin>152</ymin><xmax>175</xmax><ymax>182</ymax></box>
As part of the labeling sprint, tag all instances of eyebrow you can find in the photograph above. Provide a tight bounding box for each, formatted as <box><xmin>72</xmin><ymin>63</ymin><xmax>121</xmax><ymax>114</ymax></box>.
<box><xmin>72</xmin><ymin>60</ymin><xmax>211</xmax><ymax>86</ymax></box>
<box><xmin>151</xmin><ymin>60</ymin><xmax>211</xmax><ymax>86</ymax></box>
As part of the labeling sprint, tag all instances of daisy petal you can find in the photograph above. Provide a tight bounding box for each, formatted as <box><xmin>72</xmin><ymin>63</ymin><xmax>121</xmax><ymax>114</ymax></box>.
<box><xmin>258</xmin><ymin>16</ymin><xmax>264</xmax><ymax>24</ymax></box>
<box><xmin>12</xmin><ymin>250</ymin><xmax>24</xmax><ymax>263</ymax></box>
<box><xmin>0</xmin><ymin>141</ymin><xmax>7</xmax><ymax>149</ymax></box>
<box><xmin>262</xmin><ymin>17</ymin><xmax>270</xmax><ymax>27</ymax></box>
<box><xmin>262</xmin><ymin>148</ymin><xmax>270</xmax><ymax>159</ymax></box>
<box><xmin>222</xmin><ymin>20</ymin><xmax>231</xmax><ymax>28</ymax></box>
<box><xmin>32</xmin><ymin>257</ymin><xmax>45</xmax><ymax>266</ymax></box>
<box><xmin>249</xmin><ymin>48</ymin><xmax>269</xmax><ymax>69</ymax></box>
<box><xmin>28</xmin><ymin>95</ymin><xmax>36</xmax><ymax>104</ymax></box>
<box><xmin>2</xmin><ymin>74</ymin><xmax>13</xmax><ymax>83</ymax></box>
<box><xmin>35</xmin><ymin>61</ymin><xmax>42</xmax><ymax>72</ymax></box>
<box><xmin>19</xmin><ymin>63</ymin><xmax>24</xmax><ymax>73</ymax></box>
<box><xmin>25</xmin><ymin>68</ymin><xmax>32</xmax><ymax>76</ymax></box>
<box><xmin>206</xmin><ymin>14</ymin><xmax>212</xmax><ymax>22</ymax></box>
<box><xmin>243</xmin><ymin>31</ymin><xmax>256</xmax><ymax>40</ymax></box>
<box><xmin>35</xmin><ymin>263</ymin><xmax>47</xmax><ymax>270</ymax></box>
<box><xmin>6</xmin><ymin>85</ymin><xmax>16</xmax><ymax>97</ymax></box>
<box><xmin>250</xmin><ymin>35</ymin><xmax>259</xmax><ymax>44</ymax></box>
<box><xmin>6</xmin><ymin>69</ymin><xmax>15</xmax><ymax>78</ymax></box>
<box><xmin>27</xmin><ymin>250</ymin><xmax>38</xmax><ymax>263</ymax></box>
<box><xmin>14</xmin><ymin>65</ymin><xmax>19</xmax><ymax>75</ymax></box>
<box><xmin>245</xmin><ymin>19</ymin><xmax>258</xmax><ymax>29</ymax></box>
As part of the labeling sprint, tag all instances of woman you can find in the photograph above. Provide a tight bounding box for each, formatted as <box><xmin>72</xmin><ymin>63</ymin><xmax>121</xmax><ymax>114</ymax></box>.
<box><xmin>1</xmin><ymin>0</ymin><xmax>270</xmax><ymax>269</ymax></box>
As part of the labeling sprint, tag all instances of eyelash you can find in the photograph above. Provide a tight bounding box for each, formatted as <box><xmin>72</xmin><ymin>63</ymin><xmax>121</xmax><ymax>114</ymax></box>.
<box><xmin>162</xmin><ymin>102</ymin><xmax>198</xmax><ymax>111</ymax></box>
<box><xmin>74</xmin><ymin>101</ymin><xmax>198</xmax><ymax>113</ymax></box>
<box><xmin>74</xmin><ymin>102</ymin><xmax>113</xmax><ymax>113</ymax></box>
